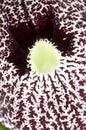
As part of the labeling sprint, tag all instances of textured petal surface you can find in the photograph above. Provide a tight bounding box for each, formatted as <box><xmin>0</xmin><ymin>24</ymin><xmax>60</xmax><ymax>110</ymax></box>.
<box><xmin>0</xmin><ymin>0</ymin><xmax>86</xmax><ymax>130</ymax></box>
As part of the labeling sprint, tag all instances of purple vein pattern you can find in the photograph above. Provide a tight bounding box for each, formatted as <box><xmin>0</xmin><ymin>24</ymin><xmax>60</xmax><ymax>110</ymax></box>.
<box><xmin>0</xmin><ymin>0</ymin><xmax>86</xmax><ymax>130</ymax></box>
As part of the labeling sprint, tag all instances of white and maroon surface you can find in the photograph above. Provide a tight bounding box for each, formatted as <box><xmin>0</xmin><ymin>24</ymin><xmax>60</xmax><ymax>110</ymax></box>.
<box><xmin>0</xmin><ymin>0</ymin><xmax>86</xmax><ymax>130</ymax></box>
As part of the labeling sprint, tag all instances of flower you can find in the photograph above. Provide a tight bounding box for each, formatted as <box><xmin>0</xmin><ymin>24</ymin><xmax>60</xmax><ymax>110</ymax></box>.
<box><xmin>0</xmin><ymin>0</ymin><xmax>86</xmax><ymax>130</ymax></box>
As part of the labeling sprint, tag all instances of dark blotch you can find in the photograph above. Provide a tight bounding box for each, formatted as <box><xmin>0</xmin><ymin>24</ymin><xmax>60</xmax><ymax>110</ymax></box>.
<box><xmin>8</xmin><ymin>21</ymin><xmax>36</xmax><ymax>75</ymax></box>
<box><xmin>8</xmin><ymin>11</ymin><xmax>74</xmax><ymax>76</ymax></box>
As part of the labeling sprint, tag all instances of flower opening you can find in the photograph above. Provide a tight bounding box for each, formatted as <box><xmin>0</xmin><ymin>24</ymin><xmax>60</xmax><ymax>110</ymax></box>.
<box><xmin>27</xmin><ymin>39</ymin><xmax>61</xmax><ymax>74</ymax></box>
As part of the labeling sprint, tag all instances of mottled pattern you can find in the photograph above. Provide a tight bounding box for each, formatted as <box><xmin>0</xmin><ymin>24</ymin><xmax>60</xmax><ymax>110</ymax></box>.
<box><xmin>0</xmin><ymin>0</ymin><xmax>86</xmax><ymax>130</ymax></box>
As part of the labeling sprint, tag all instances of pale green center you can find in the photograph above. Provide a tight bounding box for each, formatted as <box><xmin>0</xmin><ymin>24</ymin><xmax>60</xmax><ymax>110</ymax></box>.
<box><xmin>28</xmin><ymin>39</ymin><xmax>61</xmax><ymax>74</ymax></box>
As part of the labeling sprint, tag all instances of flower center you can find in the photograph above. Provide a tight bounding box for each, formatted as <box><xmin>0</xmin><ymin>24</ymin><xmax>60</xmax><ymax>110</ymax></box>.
<box><xmin>27</xmin><ymin>39</ymin><xmax>61</xmax><ymax>74</ymax></box>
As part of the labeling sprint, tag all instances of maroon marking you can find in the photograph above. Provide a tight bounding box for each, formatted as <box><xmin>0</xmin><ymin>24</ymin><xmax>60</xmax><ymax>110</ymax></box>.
<box><xmin>39</xmin><ymin>116</ymin><xmax>49</xmax><ymax>130</ymax></box>
<box><xmin>29</xmin><ymin>119</ymin><xmax>37</xmax><ymax>130</ymax></box>
<box><xmin>29</xmin><ymin>106</ymin><xmax>37</xmax><ymax>118</ymax></box>
<box><xmin>17</xmin><ymin>87</ymin><xmax>24</xmax><ymax>99</ymax></box>
<box><xmin>51</xmin><ymin>122</ymin><xmax>58</xmax><ymax>130</ymax></box>
<box><xmin>39</xmin><ymin>96</ymin><xmax>46</xmax><ymax>113</ymax></box>
<box><xmin>23</xmin><ymin>125</ymin><xmax>30</xmax><ymax>130</ymax></box>
<box><xmin>79</xmin><ymin>89</ymin><xmax>86</xmax><ymax>101</ymax></box>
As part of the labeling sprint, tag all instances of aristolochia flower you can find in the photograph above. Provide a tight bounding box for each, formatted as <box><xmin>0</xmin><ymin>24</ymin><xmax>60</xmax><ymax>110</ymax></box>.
<box><xmin>0</xmin><ymin>0</ymin><xmax>86</xmax><ymax>130</ymax></box>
